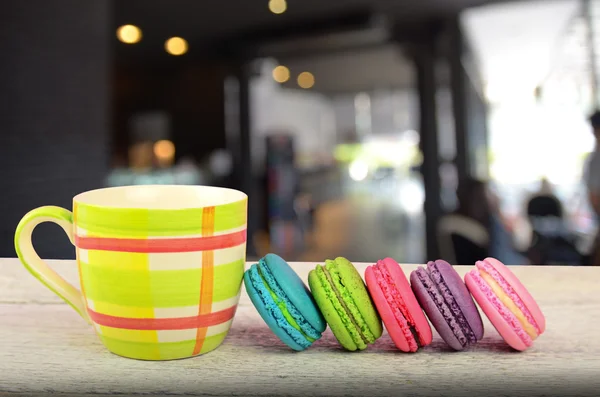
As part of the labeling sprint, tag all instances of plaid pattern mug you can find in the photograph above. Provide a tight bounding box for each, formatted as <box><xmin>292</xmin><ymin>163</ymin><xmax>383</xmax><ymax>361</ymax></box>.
<box><xmin>14</xmin><ymin>185</ymin><xmax>247</xmax><ymax>360</ymax></box>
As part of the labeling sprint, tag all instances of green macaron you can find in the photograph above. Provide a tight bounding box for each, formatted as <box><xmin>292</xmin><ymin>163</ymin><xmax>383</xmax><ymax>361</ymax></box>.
<box><xmin>308</xmin><ymin>257</ymin><xmax>383</xmax><ymax>351</ymax></box>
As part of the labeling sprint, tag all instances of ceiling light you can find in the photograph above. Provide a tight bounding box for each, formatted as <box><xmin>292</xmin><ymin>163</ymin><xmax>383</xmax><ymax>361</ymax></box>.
<box><xmin>268</xmin><ymin>0</ymin><xmax>287</xmax><ymax>15</ymax></box>
<box><xmin>116</xmin><ymin>25</ymin><xmax>142</xmax><ymax>44</ymax></box>
<box><xmin>297</xmin><ymin>72</ymin><xmax>315</xmax><ymax>89</ymax></box>
<box><xmin>272</xmin><ymin>65</ymin><xmax>290</xmax><ymax>83</ymax></box>
<box><xmin>165</xmin><ymin>37</ymin><xmax>188</xmax><ymax>56</ymax></box>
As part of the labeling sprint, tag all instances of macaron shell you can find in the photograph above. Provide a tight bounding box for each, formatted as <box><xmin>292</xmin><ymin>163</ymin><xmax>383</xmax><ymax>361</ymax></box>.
<box><xmin>334</xmin><ymin>257</ymin><xmax>383</xmax><ymax>339</ymax></box>
<box><xmin>365</xmin><ymin>266</ymin><xmax>412</xmax><ymax>352</ymax></box>
<box><xmin>308</xmin><ymin>269</ymin><xmax>358</xmax><ymax>351</ymax></box>
<box><xmin>484</xmin><ymin>257</ymin><xmax>546</xmax><ymax>334</ymax></box>
<box><xmin>410</xmin><ymin>270</ymin><xmax>463</xmax><ymax>351</ymax></box>
<box><xmin>264</xmin><ymin>253</ymin><xmax>327</xmax><ymax>333</ymax></box>
<box><xmin>465</xmin><ymin>271</ymin><xmax>529</xmax><ymax>351</ymax></box>
<box><xmin>243</xmin><ymin>270</ymin><xmax>306</xmax><ymax>351</ymax></box>
<box><xmin>383</xmin><ymin>258</ymin><xmax>433</xmax><ymax>346</ymax></box>
<box><xmin>434</xmin><ymin>260</ymin><xmax>484</xmax><ymax>340</ymax></box>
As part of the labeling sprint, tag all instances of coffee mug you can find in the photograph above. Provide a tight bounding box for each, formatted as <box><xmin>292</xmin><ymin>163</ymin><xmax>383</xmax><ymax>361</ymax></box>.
<box><xmin>14</xmin><ymin>185</ymin><xmax>247</xmax><ymax>360</ymax></box>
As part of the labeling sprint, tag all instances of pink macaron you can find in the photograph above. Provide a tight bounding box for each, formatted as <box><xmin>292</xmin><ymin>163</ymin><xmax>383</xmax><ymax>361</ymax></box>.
<box><xmin>365</xmin><ymin>258</ymin><xmax>433</xmax><ymax>352</ymax></box>
<box><xmin>464</xmin><ymin>257</ymin><xmax>546</xmax><ymax>351</ymax></box>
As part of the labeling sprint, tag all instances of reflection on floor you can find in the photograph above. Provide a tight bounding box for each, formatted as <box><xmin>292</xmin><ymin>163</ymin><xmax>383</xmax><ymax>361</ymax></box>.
<box><xmin>254</xmin><ymin>174</ymin><xmax>426</xmax><ymax>264</ymax></box>
<box><xmin>298</xmin><ymin>195</ymin><xmax>425</xmax><ymax>264</ymax></box>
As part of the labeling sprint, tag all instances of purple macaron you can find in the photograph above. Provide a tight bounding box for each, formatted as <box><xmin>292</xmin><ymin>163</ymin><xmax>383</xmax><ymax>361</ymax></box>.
<box><xmin>410</xmin><ymin>260</ymin><xmax>484</xmax><ymax>350</ymax></box>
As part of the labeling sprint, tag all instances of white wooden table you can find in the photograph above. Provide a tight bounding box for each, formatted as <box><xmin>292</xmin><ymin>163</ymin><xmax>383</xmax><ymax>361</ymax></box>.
<box><xmin>1</xmin><ymin>258</ymin><xmax>599</xmax><ymax>396</ymax></box>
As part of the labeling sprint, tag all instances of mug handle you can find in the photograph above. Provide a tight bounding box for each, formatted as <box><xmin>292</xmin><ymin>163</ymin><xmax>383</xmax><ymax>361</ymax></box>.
<box><xmin>14</xmin><ymin>205</ymin><xmax>91</xmax><ymax>324</ymax></box>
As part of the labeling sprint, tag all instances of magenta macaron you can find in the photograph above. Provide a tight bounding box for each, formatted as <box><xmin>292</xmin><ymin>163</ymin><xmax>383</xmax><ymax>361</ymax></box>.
<box><xmin>410</xmin><ymin>260</ymin><xmax>484</xmax><ymax>351</ymax></box>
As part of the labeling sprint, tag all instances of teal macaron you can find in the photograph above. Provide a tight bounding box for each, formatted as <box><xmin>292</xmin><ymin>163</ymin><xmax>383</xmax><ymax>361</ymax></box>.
<box><xmin>244</xmin><ymin>253</ymin><xmax>327</xmax><ymax>351</ymax></box>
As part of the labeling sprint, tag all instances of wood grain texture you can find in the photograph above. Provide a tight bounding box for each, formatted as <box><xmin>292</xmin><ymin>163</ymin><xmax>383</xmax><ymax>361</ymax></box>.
<box><xmin>1</xmin><ymin>258</ymin><xmax>599</xmax><ymax>397</ymax></box>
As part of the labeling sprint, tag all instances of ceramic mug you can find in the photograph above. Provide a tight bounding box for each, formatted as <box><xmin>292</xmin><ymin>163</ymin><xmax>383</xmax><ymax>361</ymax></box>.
<box><xmin>14</xmin><ymin>185</ymin><xmax>247</xmax><ymax>360</ymax></box>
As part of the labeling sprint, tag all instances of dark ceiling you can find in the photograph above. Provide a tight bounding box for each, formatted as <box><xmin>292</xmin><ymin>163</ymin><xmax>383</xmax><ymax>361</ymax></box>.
<box><xmin>113</xmin><ymin>0</ymin><xmax>522</xmax><ymax>62</ymax></box>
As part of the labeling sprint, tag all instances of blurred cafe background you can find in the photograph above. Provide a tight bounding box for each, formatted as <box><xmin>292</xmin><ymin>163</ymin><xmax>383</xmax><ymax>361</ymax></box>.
<box><xmin>2</xmin><ymin>0</ymin><xmax>600</xmax><ymax>265</ymax></box>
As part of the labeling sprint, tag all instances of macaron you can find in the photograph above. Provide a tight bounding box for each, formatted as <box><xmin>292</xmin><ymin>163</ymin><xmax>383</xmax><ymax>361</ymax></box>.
<box><xmin>308</xmin><ymin>257</ymin><xmax>383</xmax><ymax>351</ymax></box>
<box><xmin>464</xmin><ymin>257</ymin><xmax>546</xmax><ymax>351</ymax></box>
<box><xmin>410</xmin><ymin>260</ymin><xmax>484</xmax><ymax>351</ymax></box>
<box><xmin>244</xmin><ymin>253</ymin><xmax>326</xmax><ymax>351</ymax></box>
<box><xmin>364</xmin><ymin>258</ymin><xmax>432</xmax><ymax>352</ymax></box>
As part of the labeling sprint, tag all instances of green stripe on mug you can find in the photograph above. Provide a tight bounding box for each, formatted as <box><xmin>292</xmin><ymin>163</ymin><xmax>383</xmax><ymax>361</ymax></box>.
<box><xmin>75</xmin><ymin>199</ymin><xmax>247</xmax><ymax>238</ymax></box>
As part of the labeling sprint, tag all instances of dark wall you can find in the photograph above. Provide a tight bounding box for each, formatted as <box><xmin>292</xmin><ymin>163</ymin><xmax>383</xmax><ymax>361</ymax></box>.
<box><xmin>0</xmin><ymin>1</ymin><xmax>110</xmax><ymax>258</ymax></box>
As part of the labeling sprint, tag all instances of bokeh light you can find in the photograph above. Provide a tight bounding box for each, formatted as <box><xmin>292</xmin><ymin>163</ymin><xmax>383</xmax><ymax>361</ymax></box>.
<box><xmin>268</xmin><ymin>0</ymin><xmax>287</xmax><ymax>14</ymax></box>
<box><xmin>297</xmin><ymin>72</ymin><xmax>315</xmax><ymax>89</ymax></box>
<box><xmin>272</xmin><ymin>65</ymin><xmax>290</xmax><ymax>83</ymax></box>
<box><xmin>116</xmin><ymin>25</ymin><xmax>142</xmax><ymax>44</ymax></box>
<box><xmin>153</xmin><ymin>140</ymin><xmax>175</xmax><ymax>162</ymax></box>
<box><xmin>165</xmin><ymin>37</ymin><xmax>188</xmax><ymax>56</ymax></box>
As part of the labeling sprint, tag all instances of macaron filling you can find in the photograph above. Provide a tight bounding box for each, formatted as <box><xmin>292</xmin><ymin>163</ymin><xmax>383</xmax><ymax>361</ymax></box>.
<box><xmin>372</xmin><ymin>261</ymin><xmax>420</xmax><ymax>351</ymax></box>
<box><xmin>316</xmin><ymin>263</ymin><xmax>375</xmax><ymax>349</ymax></box>
<box><xmin>247</xmin><ymin>265</ymin><xmax>313</xmax><ymax>349</ymax></box>
<box><xmin>415</xmin><ymin>262</ymin><xmax>477</xmax><ymax>347</ymax></box>
<box><xmin>467</xmin><ymin>267</ymin><xmax>533</xmax><ymax>347</ymax></box>
<box><xmin>476</xmin><ymin>260</ymin><xmax>541</xmax><ymax>338</ymax></box>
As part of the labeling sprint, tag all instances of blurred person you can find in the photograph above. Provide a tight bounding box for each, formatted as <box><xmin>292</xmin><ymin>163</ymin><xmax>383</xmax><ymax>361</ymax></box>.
<box><xmin>272</xmin><ymin>164</ymin><xmax>302</xmax><ymax>256</ymax></box>
<box><xmin>524</xmin><ymin>177</ymin><xmax>565</xmax><ymax>246</ymax></box>
<box><xmin>525</xmin><ymin>177</ymin><xmax>563</xmax><ymax>220</ymax></box>
<box><xmin>522</xmin><ymin>179</ymin><xmax>581</xmax><ymax>265</ymax></box>
<box><xmin>585</xmin><ymin>111</ymin><xmax>600</xmax><ymax>264</ymax></box>
<box><xmin>455</xmin><ymin>178</ymin><xmax>527</xmax><ymax>265</ymax></box>
<box><xmin>294</xmin><ymin>192</ymin><xmax>316</xmax><ymax>236</ymax></box>
<box><xmin>265</xmin><ymin>134</ymin><xmax>304</xmax><ymax>257</ymax></box>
